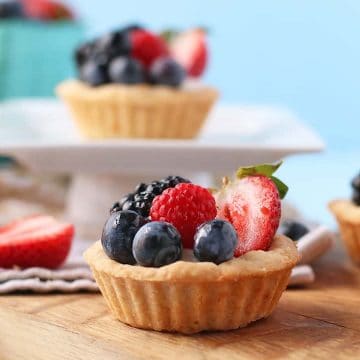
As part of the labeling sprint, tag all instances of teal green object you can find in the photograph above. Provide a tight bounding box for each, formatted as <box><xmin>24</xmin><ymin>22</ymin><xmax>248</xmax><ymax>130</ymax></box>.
<box><xmin>0</xmin><ymin>20</ymin><xmax>84</xmax><ymax>99</ymax></box>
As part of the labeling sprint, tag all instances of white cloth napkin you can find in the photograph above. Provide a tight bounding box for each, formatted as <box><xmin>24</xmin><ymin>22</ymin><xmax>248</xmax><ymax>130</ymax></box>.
<box><xmin>0</xmin><ymin>239</ymin><xmax>97</xmax><ymax>293</ymax></box>
<box><xmin>0</xmin><ymin>225</ymin><xmax>334</xmax><ymax>293</ymax></box>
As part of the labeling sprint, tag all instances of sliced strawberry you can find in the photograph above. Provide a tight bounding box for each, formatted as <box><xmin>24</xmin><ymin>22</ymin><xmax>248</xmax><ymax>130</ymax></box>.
<box><xmin>131</xmin><ymin>30</ymin><xmax>168</xmax><ymax>68</ymax></box>
<box><xmin>170</xmin><ymin>28</ymin><xmax>208</xmax><ymax>77</ymax></box>
<box><xmin>23</xmin><ymin>0</ymin><xmax>73</xmax><ymax>21</ymax></box>
<box><xmin>215</xmin><ymin>162</ymin><xmax>288</xmax><ymax>257</ymax></box>
<box><xmin>0</xmin><ymin>215</ymin><xmax>74</xmax><ymax>269</ymax></box>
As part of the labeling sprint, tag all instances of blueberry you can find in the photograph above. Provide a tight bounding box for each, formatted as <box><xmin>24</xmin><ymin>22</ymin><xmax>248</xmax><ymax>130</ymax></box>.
<box><xmin>149</xmin><ymin>57</ymin><xmax>186</xmax><ymax>87</ymax></box>
<box><xmin>280</xmin><ymin>220</ymin><xmax>309</xmax><ymax>241</ymax></box>
<box><xmin>79</xmin><ymin>60</ymin><xmax>109</xmax><ymax>86</ymax></box>
<box><xmin>132</xmin><ymin>222</ymin><xmax>182</xmax><ymax>267</ymax></box>
<box><xmin>193</xmin><ymin>220</ymin><xmax>237</xmax><ymax>264</ymax></box>
<box><xmin>351</xmin><ymin>173</ymin><xmax>360</xmax><ymax>191</ymax></box>
<box><xmin>101</xmin><ymin>210</ymin><xmax>147</xmax><ymax>264</ymax></box>
<box><xmin>108</xmin><ymin>56</ymin><xmax>144</xmax><ymax>84</ymax></box>
<box><xmin>352</xmin><ymin>189</ymin><xmax>360</xmax><ymax>206</ymax></box>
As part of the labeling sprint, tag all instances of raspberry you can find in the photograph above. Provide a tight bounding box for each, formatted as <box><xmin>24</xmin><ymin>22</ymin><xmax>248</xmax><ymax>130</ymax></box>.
<box><xmin>131</xmin><ymin>30</ymin><xmax>168</xmax><ymax>68</ymax></box>
<box><xmin>150</xmin><ymin>183</ymin><xmax>217</xmax><ymax>248</ymax></box>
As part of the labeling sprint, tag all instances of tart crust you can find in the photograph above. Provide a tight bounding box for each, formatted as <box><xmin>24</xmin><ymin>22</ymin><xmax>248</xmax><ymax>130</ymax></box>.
<box><xmin>329</xmin><ymin>199</ymin><xmax>360</xmax><ymax>264</ymax></box>
<box><xmin>57</xmin><ymin>80</ymin><xmax>218</xmax><ymax>139</ymax></box>
<box><xmin>84</xmin><ymin>235</ymin><xmax>298</xmax><ymax>334</ymax></box>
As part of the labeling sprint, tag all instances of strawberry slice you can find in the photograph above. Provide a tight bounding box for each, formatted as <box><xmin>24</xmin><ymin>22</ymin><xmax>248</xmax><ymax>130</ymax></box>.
<box><xmin>215</xmin><ymin>163</ymin><xmax>288</xmax><ymax>257</ymax></box>
<box><xmin>170</xmin><ymin>28</ymin><xmax>208</xmax><ymax>77</ymax></box>
<box><xmin>0</xmin><ymin>215</ymin><xmax>74</xmax><ymax>269</ymax></box>
<box><xmin>131</xmin><ymin>30</ymin><xmax>169</xmax><ymax>68</ymax></box>
<box><xmin>23</xmin><ymin>0</ymin><xmax>73</xmax><ymax>21</ymax></box>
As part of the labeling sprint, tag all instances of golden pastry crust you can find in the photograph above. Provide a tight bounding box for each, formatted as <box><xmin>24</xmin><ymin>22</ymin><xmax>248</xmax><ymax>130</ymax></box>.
<box><xmin>329</xmin><ymin>199</ymin><xmax>360</xmax><ymax>264</ymax></box>
<box><xmin>57</xmin><ymin>80</ymin><xmax>218</xmax><ymax>139</ymax></box>
<box><xmin>84</xmin><ymin>235</ymin><xmax>298</xmax><ymax>333</ymax></box>
<box><xmin>329</xmin><ymin>199</ymin><xmax>360</xmax><ymax>223</ymax></box>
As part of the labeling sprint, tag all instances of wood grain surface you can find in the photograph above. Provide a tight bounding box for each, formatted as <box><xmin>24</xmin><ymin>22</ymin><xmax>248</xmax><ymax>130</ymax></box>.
<box><xmin>0</xmin><ymin>240</ymin><xmax>359</xmax><ymax>360</ymax></box>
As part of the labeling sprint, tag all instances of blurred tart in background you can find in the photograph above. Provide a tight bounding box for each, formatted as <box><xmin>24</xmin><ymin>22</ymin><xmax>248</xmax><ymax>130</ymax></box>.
<box><xmin>57</xmin><ymin>26</ymin><xmax>218</xmax><ymax>139</ymax></box>
<box><xmin>329</xmin><ymin>171</ymin><xmax>360</xmax><ymax>265</ymax></box>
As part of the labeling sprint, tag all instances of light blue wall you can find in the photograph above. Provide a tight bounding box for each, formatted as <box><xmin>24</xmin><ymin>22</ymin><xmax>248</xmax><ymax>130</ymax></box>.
<box><xmin>71</xmin><ymin>0</ymin><xmax>360</xmax><ymax>225</ymax></box>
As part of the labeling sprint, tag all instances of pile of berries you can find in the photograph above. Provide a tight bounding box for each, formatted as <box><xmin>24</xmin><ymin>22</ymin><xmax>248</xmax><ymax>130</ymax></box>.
<box><xmin>351</xmin><ymin>172</ymin><xmax>360</xmax><ymax>205</ymax></box>
<box><xmin>102</xmin><ymin>177</ymin><xmax>238</xmax><ymax>267</ymax></box>
<box><xmin>75</xmin><ymin>25</ymin><xmax>208</xmax><ymax>87</ymax></box>
<box><xmin>102</xmin><ymin>164</ymin><xmax>286</xmax><ymax>268</ymax></box>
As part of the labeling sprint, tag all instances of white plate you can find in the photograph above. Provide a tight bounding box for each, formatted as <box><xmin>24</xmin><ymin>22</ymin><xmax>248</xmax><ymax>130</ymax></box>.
<box><xmin>0</xmin><ymin>99</ymin><xmax>324</xmax><ymax>174</ymax></box>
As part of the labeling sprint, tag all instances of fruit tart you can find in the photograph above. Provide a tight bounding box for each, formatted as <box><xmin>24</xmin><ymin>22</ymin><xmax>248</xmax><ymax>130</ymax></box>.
<box><xmin>329</xmin><ymin>171</ymin><xmax>360</xmax><ymax>265</ymax></box>
<box><xmin>57</xmin><ymin>25</ymin><xmax>218</xmax><ymax>139</ymax></box>
<box><xmin>84</xmin><ymin>164</ymin><xmax>298</xmax><ymax>334</ymax></box>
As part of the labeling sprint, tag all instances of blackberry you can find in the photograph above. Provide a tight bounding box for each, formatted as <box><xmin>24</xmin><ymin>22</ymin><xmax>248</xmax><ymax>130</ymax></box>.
<box><xmin>163</xmin><ymin>175</ymin><xmax>191</xmax><ymax>187</ymax></box>
<box><xmin>110</xmin><ymin>193</ymin><xmax>134</xmax><ymax>214</ymax></box>
<box><xmin>110</xmin><ymin>176</ymin><xmax>190</xmax><ymax>217</ymax></box>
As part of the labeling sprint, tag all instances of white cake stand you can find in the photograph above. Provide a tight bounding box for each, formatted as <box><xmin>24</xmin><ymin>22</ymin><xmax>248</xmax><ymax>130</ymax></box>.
<box><xmin>0</xmin><ymin>99</ymin><xmax>325</xmax><ymax>239</ymax></box>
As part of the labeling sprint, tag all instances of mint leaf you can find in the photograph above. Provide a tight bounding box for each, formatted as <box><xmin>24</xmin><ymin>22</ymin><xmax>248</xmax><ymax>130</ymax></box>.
<box><xmin>236</xmin><ymin>161</ymin><xmax>282</xmax><ymax>179</ymax></box>
<box><xmin>270</xmin><ymin>176</ymin><xmax>288</xmax><ymax>199</ymax></box>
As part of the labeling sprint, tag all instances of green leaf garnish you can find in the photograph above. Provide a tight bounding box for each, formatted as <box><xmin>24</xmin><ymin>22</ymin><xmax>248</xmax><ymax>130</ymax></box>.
<box><xmin>159</xmin><ymin>29</ymin><xmax>179</xmax><ymax>43</ymax></box>
<box><xmin>236</xmin><ymin>161</ymin><xmax>288</xmax><ymax>199</ymax></box>
<box><xmin>236</xmin><ymin>162</ymin><xmax>282</xmax><ymax>178</ymax></box>
<box><xmin>270</xmin><ymin>176</ymin><xmax>288</xmax><ymax>199</ymax></box>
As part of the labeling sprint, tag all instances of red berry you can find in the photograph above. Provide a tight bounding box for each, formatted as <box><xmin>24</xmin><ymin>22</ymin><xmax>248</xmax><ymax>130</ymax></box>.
<box><xmin>131</xmin><ymin>30</ymin><xmax>168</xmax><ymax>68</ymax></box>
<box><xmin>0</xmin><ymin>215</ymin><xmax>74</xmax><ymax>268</ymax></box>
<box><xmin>23</xmin><ymin>0</ymin><xmax>73</xmax><ymax>20</ymax></box>
<box><xmin>150</xmin><ymin>183</ymin><xmax>216</xmax><ymax>249</ymax></box>
<box><xmin>216</xmin><ymin>175</ymin><xmax>281</xmax><ymax>257</ymax></box>
<box><xmin>170</xmin><ymin>28</ymin><xmax>208</xmax><ymax>77</ymax></box>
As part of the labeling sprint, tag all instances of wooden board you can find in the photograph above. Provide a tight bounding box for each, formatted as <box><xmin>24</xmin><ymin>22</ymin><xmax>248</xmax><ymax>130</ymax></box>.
<box><xmin>1</xmin><ymin>241</ymin><xmax>360</xmax><ymax>360</ymax></box>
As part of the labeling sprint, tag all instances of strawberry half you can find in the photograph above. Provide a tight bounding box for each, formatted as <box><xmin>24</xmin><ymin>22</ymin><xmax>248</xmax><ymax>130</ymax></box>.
<box><xmin>215</xmin><ymin>163</ymin><xmax>288</xmax><ymax>257</ymax></box>
<box><xmin>170</xmin><ymin>28</ymin><xmax>208</xmax><ymax>77</ymax></box>
<box><xmin>0</xmin><ymin>215</ymin><xmax>74</xmax><ymax>269</ymax></box>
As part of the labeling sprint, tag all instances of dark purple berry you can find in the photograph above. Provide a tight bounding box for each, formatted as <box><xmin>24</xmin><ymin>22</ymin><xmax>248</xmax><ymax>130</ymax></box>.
<box><xmin>79</xmin><ymin>61</ymin><xmax>109</xmax><ymax>86</ymax></box>
<box><xmin>280</xmin><ymin>220</ymin><xmax>309</xmax><ymax>241</ymax></box>
<box><xmin>94</xmin><ymin>30</ymin><xmax>131</xmax><ymax>59</ymax></box>
<box><xmin>149</xmin><ymin>57</ymin><xmax>186</xmax><ymax>87</ymax></box>
<box><xmin>132</xmin><ymin>221</ymin><xmax>182</xmax><ymax>267</ymax></box>
<box><xmin>108</xmin><ymin>56</ymin><xmax>144</xmax><ymax>84</ymax></box>
<box><xmin>101</xmin><ymin>210</ymin><xmax>146</xmax><ymax>264</ymax></box>
<box><xmin>193</xmin><ymin>220</ymin><xmax>237</xmax><ymax>264</ymax></box>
